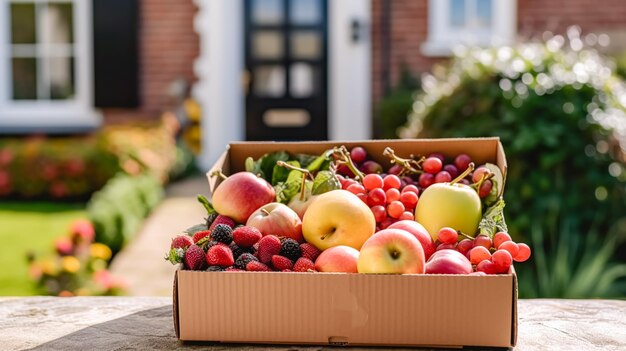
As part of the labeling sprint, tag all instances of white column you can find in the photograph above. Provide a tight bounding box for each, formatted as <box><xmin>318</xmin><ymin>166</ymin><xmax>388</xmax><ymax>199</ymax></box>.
<box><xmin>329</xmin><ymin>0</ymin><xmax>372</xmax><ymax>141</ymax></box>
<box><xmin>193</xmin><ymin>0</ymin><xmax>244</xmax><ymax>170</ymax></box>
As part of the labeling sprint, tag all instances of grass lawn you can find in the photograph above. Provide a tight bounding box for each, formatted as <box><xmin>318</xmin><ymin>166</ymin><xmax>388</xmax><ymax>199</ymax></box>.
<box><xmin>0</xmin><ymin>201</ymin><xmax>86</xmax><ymax>296</ymax></box>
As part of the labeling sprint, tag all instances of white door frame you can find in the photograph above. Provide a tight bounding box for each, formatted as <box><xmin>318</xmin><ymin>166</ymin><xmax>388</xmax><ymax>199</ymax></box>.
<box><xmin>193</xmin><ymin>0</ymin><xmax>371</xmax><ymax>170</ymax></box>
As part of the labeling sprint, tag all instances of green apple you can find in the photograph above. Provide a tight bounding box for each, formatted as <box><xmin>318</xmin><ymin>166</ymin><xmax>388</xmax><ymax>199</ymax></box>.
<box><xmin>302</xmin><ymin>190</ymin><xmax>375</xmax><ymax>251</ymax></box>
<box><xmin>415</xmin><ymin>182</ymin><xmax>482</xmax><ymax>241</ymax></box>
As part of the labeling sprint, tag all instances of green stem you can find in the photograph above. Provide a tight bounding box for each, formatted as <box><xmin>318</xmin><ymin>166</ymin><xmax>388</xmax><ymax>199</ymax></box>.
<box><xmin>333</xmin><ymin>146</ymin><xmax>365</xmax><ymax>180</ymax></box>
<box><xmin>458</xmin><ymin>230</ymin><xmax>475</xmax><ymax>240</ymax></box>
<box><xmin>210</xmin><ymin>170</ymin><xmax>228</xmax><ymax>180</ymax></box>
<box><xmin>276</xmin><ymin>160</ymin><xmax>312</xmax><ymax>201</ymax></box>
<box><xmin>382</xmin><ymin>147</ymin><xmax>424</xmax><ymax>175</ymax></box>
<box><xmin>450</xmin><ymin>162</ymin><xmax>475</xmax><ymax>185</ymax></box>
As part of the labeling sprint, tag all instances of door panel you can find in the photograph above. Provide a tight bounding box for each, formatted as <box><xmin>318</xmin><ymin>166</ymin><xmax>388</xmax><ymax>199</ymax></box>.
<box><xmin>245</xmin><ymin>0</ymin><xmax>328</xmax><ymax>141</ymax></box>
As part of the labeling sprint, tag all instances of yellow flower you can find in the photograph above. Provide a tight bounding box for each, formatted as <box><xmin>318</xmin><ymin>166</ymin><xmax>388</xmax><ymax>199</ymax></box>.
<box><xmin>41</xmin><ymin>259</ymin><xmax>58</xmax><ymax>276</ymax></box>
<box><xmin>90</xmin><ymin>243</ymin><xmax>112</xmax><ymax>261</ymax></box>
<box><xmin>61</xmin><ymin>256</ymin><xmax>81</xmax><ymax>273</ymax></box>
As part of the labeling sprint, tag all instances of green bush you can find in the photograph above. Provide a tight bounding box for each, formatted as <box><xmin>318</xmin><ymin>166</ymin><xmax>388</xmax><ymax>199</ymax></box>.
<box><xmin>87</xmin><ymin>173</ymin><xmax>163</xmax><ymax>254</ymax></box>
<box><xmin>401</xmin><ymin>29</ymin><xmax>626</xmax><ymax>298</ymax></box>
<box><xmin>375</xmin><ymin>70</ymin><xmax>420</xmax><ymax>139</ymax></box>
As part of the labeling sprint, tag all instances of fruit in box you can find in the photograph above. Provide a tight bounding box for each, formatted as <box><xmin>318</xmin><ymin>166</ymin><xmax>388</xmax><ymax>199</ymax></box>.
<box><xmin>212</xmin><ymin>172</ymin><xmax>275</xmax><ymax>223</ymax></box>
<box><xmin>302</xmin><ymin>190</ymin><xmax>376</xmax><ymax>251</ymax></box>
<box><xmin>246</xmin><ymin>202</ymin><xmax>303</xmax><ymax>242</ymax></box>
<box><xmin>357</xmin><ymin>228</ymin><xmax>425</xmax><ymax>274</ymax></box>
<box><xmin>415</xmin><ymin>182</ymin><xmax>482</xmax><ymax>241</ymax></box>
<box><xmin>314</xmin><ymin>245</ymin><xmax>359</xmax><ymax>273</ymax></box>
<box><xmin>387</xmin><ymin>220</ymin><xmax>436</xmax><ymax>260</ymax></box>
<box><xmin>425</xmin><ymin>249</ymin><xmax>473</xmax><ymax>274</ymax></box>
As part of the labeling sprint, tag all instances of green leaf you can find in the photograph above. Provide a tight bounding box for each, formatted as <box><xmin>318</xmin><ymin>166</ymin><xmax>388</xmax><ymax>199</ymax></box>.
<box><xmin>275</xmin><ymin>169</ymin><xmax>306</xmax><ymax>204</ymax></box>
<box><xmin>260</xmin><ymin>151</ymin><xmax>290</xmax><ymax>182</ymax></box>
<box><xmin>165</xmin><ymin>248</ymin><xmax>184</xmax><ymax>265</ymax></box>
<box><xmin>272</xmin><ymin>160</ymin><xmax>300</xmax><ymax>185</ymax></box>
<box><xmin>478</xmin><ymin>198</ymin><xmax>507</xmax><ymax>238</ymax></box>
<box><xmin>311</xmin><ymin>170</ymin><xmax>341</xmax><ymax>195</ymax></box>
<box><xmin>295</xmin><ymin>153</ymin><xmax>318</xmax><ymax>169</ymax></box>
<box><xmin>197</xmin><ymin>195</ymin><xmax>216</xmax><ymax>214</ymax></box>
<box><xmin>244</xmin><ymin>157</ymin><xmax>256</xmax><ymax>174</ymax></box>
<box><xmin>306</xmin><ymin>149</ymin><xmax>333</xmax><ymax>173</ymax></box>
<box><xmin>183</xmin><ymin>223</ymin><xmax>208</xmax><ymax>236</ymax></box>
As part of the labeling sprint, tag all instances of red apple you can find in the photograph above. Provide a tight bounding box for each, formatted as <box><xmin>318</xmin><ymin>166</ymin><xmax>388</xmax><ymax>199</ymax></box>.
<box><xmin>357</xmin><ymin>228</ymin><xmax>425</xmax><ymax>274</ymax></box>
<box><xmin>314</xmin><ymin>245</ymin><xmax>359</xmax><ymax>273</ymax></box>
<box><xmin>425</xmin><ymin>249</ymin><xmax>472</xmax><ymax>275</ymax></box>
<box><xmin>212</xmin><ymin>172</ymin><xmax>275</xmax><ymax>223</ymax></box>
<box><xmin>246</xmin><ymin>202</ymin><xmax>303</xmax><ymax>242</ymax></box>
<box><xmin>387</xmin><ymin>220</ymin><xmax>436</xmax><ymax>260</ymax></box>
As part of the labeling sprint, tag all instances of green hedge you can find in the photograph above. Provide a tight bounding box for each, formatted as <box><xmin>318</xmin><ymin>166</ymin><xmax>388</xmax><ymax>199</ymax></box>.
<box><xmin>87</xmin><ymin>173</ymin><xmax>163</xmax><ymax>254</ymax></box>
<box><xmin>401</xmin><ymin>29</ymin><xmax>626</xmax><ymax>298</ymax></box>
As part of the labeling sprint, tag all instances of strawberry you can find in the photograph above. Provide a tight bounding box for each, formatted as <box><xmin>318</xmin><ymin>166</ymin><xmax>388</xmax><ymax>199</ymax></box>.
<box><xmin>184</xmin><ymin>244</ymin><xmax>207</xmax><ymax>270</ymax></box>
<box><xmin>293</xmin><ymin>257</ymin><xmax>316</xmax><ymax>272</ymax></box>
<box><xmin>246</xmin><ymin>261</ymin><xmax>271</xmax><ymax>272</ymax></box>
<box><xmin>232</xmin><ymin>226</ymin><xmax>262</xmax><ymax>248</ymax></box>
<box><xmin>299</xmin><ymin>243</ymin><xmax>321</xmax><ymax>261</ymax></box>
<box><xmin>192</xmin><ymin>230</ymin><xmax>211</xmax><ymax>244</ymax></box>
<box><xmin>171</xmin><ymin>235</ymin><xmax>193</xmax><ymax>249</ymax></box>
<box><xmin>208</xmin><ymin>215</ymin><xmax>236</xmax><ymax>232</ymax></box>
<box><xmin>206</xmin><ymin>244</ymin><xmax>234</xmax><ymax>267</ymax></box>
<box><xmin>271</xmin><ymin>255</ymin><xmax>293</xmax><ymax>271</ymax></box>
<box><xmin>256</xmin><ymin>235</ymin><xmax>281</xmax><ymax>264</ymax></box>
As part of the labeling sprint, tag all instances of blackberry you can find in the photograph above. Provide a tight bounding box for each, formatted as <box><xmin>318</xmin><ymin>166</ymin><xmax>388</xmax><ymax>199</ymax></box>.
<box><xmin>206</xmin><ymin>265</ymin><xmax>225</xmax><ymax>272</ymax></box>
<box><xmin>211</xmin><ymin>224</ymin><xmax>233</xmax><ymax>244</ymax></box>
<box><xmin>229</xmin><ymin>242</ymin><xmax>248</xmax><ymax>260</ymax></box>
<box><xmin>200</xmin><ymin>240</ymin><xmax>220</xmax><ymax>253</ymax></box>
<box><xmin>234</xmin><ymin>253</ymin><xmax>258</xmax><ymax>270</ymax></box>
<box><xmin>280</xmin><ymin>239</ymin><xmax>302</xmax><ymax>261</ymax></box>
<box><xmin>205</xmin><ymin>213</ymin><xmax>218</xmax><ymax>228</ymax></box>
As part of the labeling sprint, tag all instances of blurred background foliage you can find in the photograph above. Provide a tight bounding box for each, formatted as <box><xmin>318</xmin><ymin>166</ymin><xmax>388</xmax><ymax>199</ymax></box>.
<box><xmin>398</xmin><ymin>28</ymin><xmax>626</xmax><ymax>298</ymax></box>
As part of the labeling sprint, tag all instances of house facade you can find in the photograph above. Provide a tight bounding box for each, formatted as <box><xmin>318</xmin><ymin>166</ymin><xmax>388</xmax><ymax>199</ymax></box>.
<box><xmin>0</xmin><ymin>0</ymin><xmax>625</xmax><ymax>169</ymax></box>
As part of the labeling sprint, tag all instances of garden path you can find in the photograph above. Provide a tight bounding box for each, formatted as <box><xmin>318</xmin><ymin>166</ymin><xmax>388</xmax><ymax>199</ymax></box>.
<box><xmin>109</xmin><ymin>176</ymin><xmax>209</xmax><ymax>296</ymax></box>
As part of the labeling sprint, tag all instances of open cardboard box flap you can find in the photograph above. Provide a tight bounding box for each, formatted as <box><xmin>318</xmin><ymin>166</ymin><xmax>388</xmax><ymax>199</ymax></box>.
<box><xmin>174</xmin><ymin>138</ymin><xmax>517</xmax><ymax>347</ymax></box>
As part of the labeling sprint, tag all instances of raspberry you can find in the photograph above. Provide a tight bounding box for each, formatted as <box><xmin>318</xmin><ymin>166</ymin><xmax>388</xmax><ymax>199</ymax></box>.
<box><xmin>299</xmin><ymin>243</ymin><xmax>321</xmax><ymax>261</ymax></box>
<box><xmin>271</xmin><ymin>255</ymin><xmax>293</xmax><ymax>271</ymax></box>
<box><xmin>208</xmin><ymin>215</ymin><xmax>236</xmax><ymax>232</ymax></box>
<box><xmin>234</xmin><ymin>252</ymin><xmax>258</xmax><ymax>270</ymax></box>
<box><xmin>211</xmin><ymin>224</ymin><xmax>233</xmax><ymax>244</ymax></box>
<box><xmin>280</xmin><ymin>239</ymin><xmax>302</xmax><ymax>261</ymax></box>
<box><xmin>293</xmin><ymin>257</ymin><xmax>316</xmax><ymax>272</ymax></box>
<box><xmin>171</xmin><ymin>235</ymin><xmax>193</xmax><ymax>250</ymax></box>
<box><xmin>257</xmin><ymin>235</ymin><xmax>281</xmax><ymax>264</ymax></box>
<box><xmin>225</xmin><ymin>267</ymin><xmax>243</xmax><ymax>272</ymax></box>
<box><xmin>184</xmin><ymin>244</ymin><xmax>207</xmax><ymax>271</ymax></box>
<box><xmin>232</xmin><ymin>226</ymin><xmax>262</xmax><ymax>248</ymax></box>
<box><xmin>192</xmin><ymin>230</ymin><xmax>211</xmax><ymax>244</ymax></box>
<box><xmin>206</xmin><ymin>244</ymin><xmax>234</xmax><ymax>267</ymax></box>
<box><xmin>246</xmin><ymin>261</ymin><xmax>271</xmax><ymax>272</ymax></box>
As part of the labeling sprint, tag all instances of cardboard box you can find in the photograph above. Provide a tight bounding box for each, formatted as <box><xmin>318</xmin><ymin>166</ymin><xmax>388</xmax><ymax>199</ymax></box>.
<box><xmin>173</xmin><ymin>138</ymin><xmax>517</xmax><ymax>348</ymax></box>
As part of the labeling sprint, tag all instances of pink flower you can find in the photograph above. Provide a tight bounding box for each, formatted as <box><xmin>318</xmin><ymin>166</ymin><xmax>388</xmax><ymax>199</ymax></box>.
<box><xmin>70</xmin><ymin>219</ymin><xmax>95</xmax><ymax>243</ymax></box>
<box><xmin>0</xmin><ymin>149</ymin><xmax>13</xmax><ymax>166</ymax></box>
<box><xmin>54</xmin><ymin>237</ymin><xmax>74</xmax><ymax>256</ymax></box>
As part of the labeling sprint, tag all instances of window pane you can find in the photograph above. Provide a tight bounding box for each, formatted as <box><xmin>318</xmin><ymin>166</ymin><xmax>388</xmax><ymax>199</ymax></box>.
<box><xmin>252</xmin><ymin>0</ymin><xmax>283</xmax><ymax>25</ymax></box>
<box><xmin>291</xmin><ymin>31</ymin><xmax>321</xmax><ymax>59</ymax></box>
<box><xmin>49</xmin><ymin>57</ymin><xmax>75</xmax><ymax>99</ymax></box>
<box><xmin>42</xmin><ymin>3</ymin><xmax>74</xmax><ymax>44</ymax></box>
<box><xmin>253</xmin><ymin>31</ymin><xmax>283</xmax><ymax>59</ymax></box>
<box><xmin>290</xmin><ymin>63</ymin><xmax>316</xmax><ymax>97</ymax></box>
<box><xmin>290</xmin><ymin>0</ymin><xmax>321</xmax><ymax>25</ymax></box>
<box><xmin>450</xmin><ymin>0</ymin><xmax>465</xmax><ymax>27</ymax></box>
<box><xmin>12</xmin><ymin>58</ymin><xmax>37</xmax><ymax>100</ymax></box>
<box><xmin>476</xmin><ymin>0</ymin><xmax>492</xmax><ymax>28</ymax></box>
<box><xmin>11</xmin><ymin>3</ymin><xmax>36</xmax><ymax>44</ymax></box>
<box><xmin>254</xmin><ymin>65</ymin><xmax>285</xmax><ymax>97</ymax></box>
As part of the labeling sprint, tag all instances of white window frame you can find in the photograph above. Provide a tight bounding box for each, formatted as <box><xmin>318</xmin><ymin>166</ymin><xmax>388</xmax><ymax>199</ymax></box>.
<box><xmin>421</xmin><ymin>0</ymin><xmax>516</xmax><ymax>57</ymax></box>
<box><xmin>0</xmin><ymin>0</ymin><xmax>100</xmax><ymax>131</ymax></box>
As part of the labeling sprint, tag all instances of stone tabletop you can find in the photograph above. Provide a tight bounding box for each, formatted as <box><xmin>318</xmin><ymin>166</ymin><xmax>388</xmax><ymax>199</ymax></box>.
<box><xmin>1</xmin><ymin>297</ymin><xmax>624</xmax><ymax>350</ymax></box>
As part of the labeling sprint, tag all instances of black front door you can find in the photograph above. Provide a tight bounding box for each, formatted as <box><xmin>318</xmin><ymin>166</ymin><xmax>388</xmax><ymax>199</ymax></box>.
<box><xmin>244</xmin><ymin>0</ymin><xmax>328</xmax><ymax>141</ymax></box>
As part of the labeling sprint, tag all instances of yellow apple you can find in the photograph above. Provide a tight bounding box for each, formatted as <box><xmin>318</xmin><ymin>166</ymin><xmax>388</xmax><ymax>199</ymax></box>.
<box><xmin>415</xmin><ymin>182</ymin><xmax>482</xmax><ymax>241</ymax></box>
<box><xmin>302</xmin><ymin>190</ymin><xmax>375</xmax><ymax>251</ymax></box>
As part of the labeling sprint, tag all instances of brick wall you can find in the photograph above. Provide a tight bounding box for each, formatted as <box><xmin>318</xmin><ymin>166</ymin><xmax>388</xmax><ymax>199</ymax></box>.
<box><xmin>371</xmin><ymin>0</ymin><xmax>626</xmax><ymax>108</ymax></box>
<box><xmin>102</xmin><ymin>0</ymin><xmax>199</xmax><ymax>124</ymax></box>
